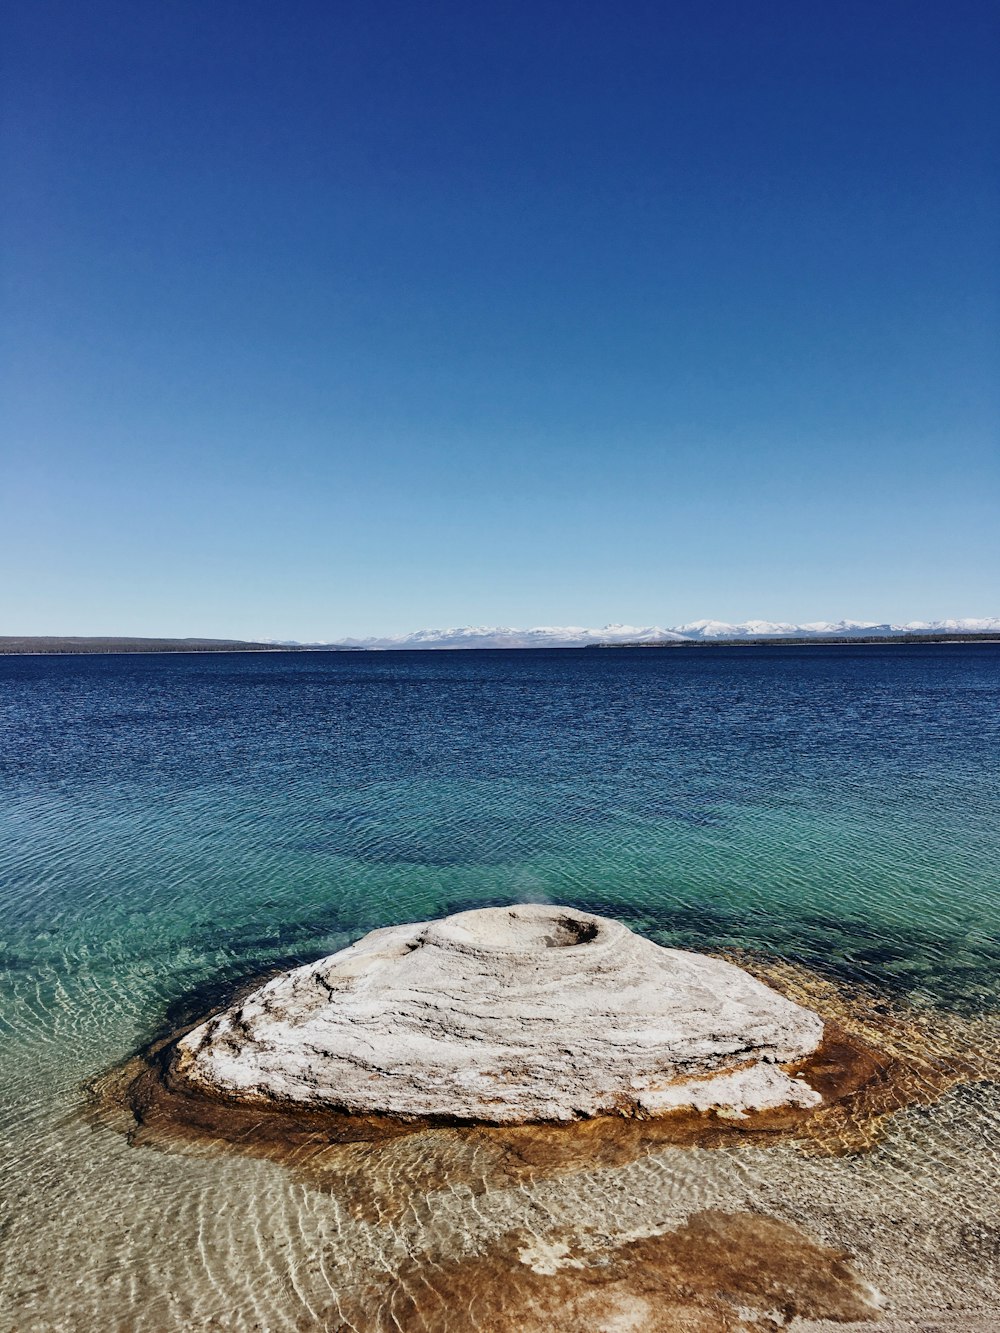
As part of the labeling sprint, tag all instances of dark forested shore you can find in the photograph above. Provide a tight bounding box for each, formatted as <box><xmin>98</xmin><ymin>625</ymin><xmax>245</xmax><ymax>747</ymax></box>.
<box><xmin>0</xmin><ymin>637</ymin><xmax>304</xmax><ymax>655</ymax></box>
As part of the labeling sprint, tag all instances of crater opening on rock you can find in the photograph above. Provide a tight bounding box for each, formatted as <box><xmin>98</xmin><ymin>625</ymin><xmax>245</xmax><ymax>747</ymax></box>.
<box><xmin>444</xmin><ymin>906</ymin><xmax>601</xmax><ymax>951</ymax></box>
<box><xmin>539</xmin><ymin>914</ymin><xmax>600</xmax><ymax>948</ymax></box>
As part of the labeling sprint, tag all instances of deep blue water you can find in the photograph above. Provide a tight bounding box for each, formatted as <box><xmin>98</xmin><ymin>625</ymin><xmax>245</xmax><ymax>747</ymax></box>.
<box><xmin>2</xmin><ymin>644</ymin><xmax>998</xmax><ymax>1028</ymax></box>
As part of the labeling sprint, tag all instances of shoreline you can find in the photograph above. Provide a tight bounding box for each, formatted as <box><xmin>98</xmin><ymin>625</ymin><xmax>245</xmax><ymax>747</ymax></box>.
<box><xmin>3</xmin><ymin>633</ymin><xmax>1000</xmax><ymax>656</ymax></box>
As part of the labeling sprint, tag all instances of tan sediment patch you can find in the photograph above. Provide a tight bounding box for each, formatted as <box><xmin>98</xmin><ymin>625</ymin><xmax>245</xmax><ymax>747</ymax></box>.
<box><xmin>363</xmin><ymin>1209</ymin><xmax>882</xmax><ymax>1333</ymax></box>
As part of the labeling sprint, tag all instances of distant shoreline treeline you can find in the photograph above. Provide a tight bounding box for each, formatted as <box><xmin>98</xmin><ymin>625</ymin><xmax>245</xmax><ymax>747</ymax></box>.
<box><xmin>2</xmin><ymin>633</ymin><xmax>999</xmax><ymax>655</ymax></box>
<box><xmin>0</xmin><ymin>637</ymin><xmax>305</xmax><ymax>655</ymax></box>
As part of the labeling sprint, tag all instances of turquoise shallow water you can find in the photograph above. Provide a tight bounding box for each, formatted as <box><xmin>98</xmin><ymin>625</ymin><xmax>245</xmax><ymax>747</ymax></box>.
<box><xmin>1</xmin><ymin>645</ymin><xmax>998</xmax><ymax>1330</ymax></box>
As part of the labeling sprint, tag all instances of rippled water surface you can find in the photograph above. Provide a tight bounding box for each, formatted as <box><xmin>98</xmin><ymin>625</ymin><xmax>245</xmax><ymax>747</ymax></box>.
<box><xmin>1</xmin><ymin>645</ymin><xmax>998</xmax><ymax>1330</ymax></box>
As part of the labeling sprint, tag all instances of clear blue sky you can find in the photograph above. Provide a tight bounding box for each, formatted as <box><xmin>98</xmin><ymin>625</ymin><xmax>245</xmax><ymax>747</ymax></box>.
<box><xmin>3</xmin><ymin>0</ymin><xmax>998</xmax><ymax>638</ymax></box>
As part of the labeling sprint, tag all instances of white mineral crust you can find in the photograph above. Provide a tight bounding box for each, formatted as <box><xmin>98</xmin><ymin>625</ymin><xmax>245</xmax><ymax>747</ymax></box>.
<box><xmin>173</xmin><ymin>905</ymin><xmax>825</xmax><ymax>1123</ymax></box>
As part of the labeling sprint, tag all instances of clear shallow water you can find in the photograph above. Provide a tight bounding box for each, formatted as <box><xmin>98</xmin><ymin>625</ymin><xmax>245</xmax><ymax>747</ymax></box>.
<box><xmin>1</xmin><ymin>645</ymin><xmax>998</xmax><ymax>1330</ymax></box>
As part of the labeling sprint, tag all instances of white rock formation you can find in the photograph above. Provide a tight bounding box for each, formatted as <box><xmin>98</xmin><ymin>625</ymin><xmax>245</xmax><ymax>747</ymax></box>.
<box><xmin>173</xmin><ymin>905</ymin><xmax>825</xmax><ymax>1123</ymax></box>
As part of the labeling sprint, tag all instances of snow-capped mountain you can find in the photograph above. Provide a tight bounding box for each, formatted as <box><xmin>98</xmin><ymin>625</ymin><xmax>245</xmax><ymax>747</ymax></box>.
<box><xmin>675</xmin><ymin>619</ymin><xmax>886</xmax><ymax>639</ymax></box>
<box><xmin>328</xmin><ymin>618</ymin><xmax>1000</xmax><ymax>649</ymax></box>
<box><xmin>895</xmin><ymin>619</ymin><xmax>1000</xmax><ymax>633</ymax></box>
<box><xmin>336</xmin><ymin>624</ymin><xmax>689</xmax><ymax>650</ymax></box>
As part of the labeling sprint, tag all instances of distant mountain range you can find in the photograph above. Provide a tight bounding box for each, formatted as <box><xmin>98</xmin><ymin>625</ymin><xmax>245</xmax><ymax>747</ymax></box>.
<box><xmin>326</xmin><ymin>618</ymin><xmax>1000</xmax><ymax>650</ymax></box>
<box><xmin>5</xmin><ymin>619</ymin><xmax>998</xmax><ymax>655</ymax></box>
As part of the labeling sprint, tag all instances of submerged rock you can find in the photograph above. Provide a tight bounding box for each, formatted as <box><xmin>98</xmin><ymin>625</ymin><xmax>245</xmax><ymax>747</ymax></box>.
<box><xmin>173</xmin><ymin>905</ymin><xmax>825</xmax><ymax>1123</ymax></box>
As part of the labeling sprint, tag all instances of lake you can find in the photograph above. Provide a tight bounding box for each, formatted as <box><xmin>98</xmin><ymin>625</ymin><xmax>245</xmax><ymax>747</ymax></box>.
<box><xmin>2</xmin><ymin>645</ymin><xmax>998</xmax><ymax>1329</ymax></box>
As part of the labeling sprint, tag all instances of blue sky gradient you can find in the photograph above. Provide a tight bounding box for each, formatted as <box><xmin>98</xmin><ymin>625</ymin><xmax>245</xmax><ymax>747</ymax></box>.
<box><xmin>3</xmin><ymin>0</ymin><xmax>998</xmax><ymax>637</ymax></box>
